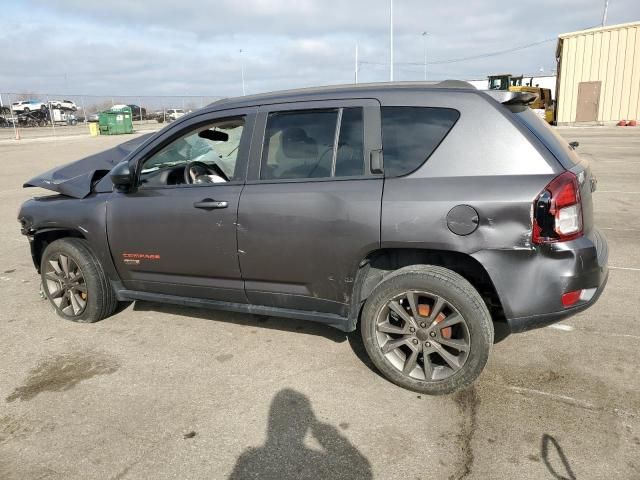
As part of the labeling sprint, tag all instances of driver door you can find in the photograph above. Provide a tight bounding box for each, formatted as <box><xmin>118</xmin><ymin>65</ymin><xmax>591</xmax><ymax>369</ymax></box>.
<box><xmin>107</xmin><ymin>108</ymin><xmax>255</xmax><ymax>303</ymax></box>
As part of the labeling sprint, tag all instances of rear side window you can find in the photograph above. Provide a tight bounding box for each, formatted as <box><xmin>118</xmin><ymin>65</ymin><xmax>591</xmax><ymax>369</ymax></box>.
<box><xmin>260</xmin><ymin>107</ymin><xmax>365</xmax><ymax>180</ymax></box>
<box><xmin>381</xmin><ymin>107</ymin><xmax>459</xmax><ymax>177</ymax></box>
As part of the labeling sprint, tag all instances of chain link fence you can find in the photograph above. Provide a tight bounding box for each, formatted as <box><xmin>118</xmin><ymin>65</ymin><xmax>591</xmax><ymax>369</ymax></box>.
<box><xmin>0</xmin><ymin>93</ymin><xmax>225</xmax><ymax>140</ymax></box>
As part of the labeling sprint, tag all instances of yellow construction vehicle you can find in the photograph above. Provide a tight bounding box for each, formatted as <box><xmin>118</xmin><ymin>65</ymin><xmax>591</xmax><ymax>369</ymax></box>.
<box><xmin>488</xmin><ymin>74</ymin><xmax>554</xmax><ymax>123</ymax></box>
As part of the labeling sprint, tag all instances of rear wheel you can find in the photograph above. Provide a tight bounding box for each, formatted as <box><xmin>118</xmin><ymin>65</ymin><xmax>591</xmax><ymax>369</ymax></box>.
<box><xmin>40</xmin><ymin>238</ymin><xmax>118</xmax><ymax>323</ymax></box>
<box><xmin>361</xmin><ymin>265</ymin><xmax>493</xmax><ymax>395</ymax></box>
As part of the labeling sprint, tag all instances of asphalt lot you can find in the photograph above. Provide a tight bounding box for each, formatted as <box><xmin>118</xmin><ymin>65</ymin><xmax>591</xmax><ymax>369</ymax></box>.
<box><xmin>0</xmin><ymin>121</ymin><xmax>160</xmax><ymax>141</ymax></box>
<box><xmin>0</xmin><ymin>127</ymin><xmax>638</xmax><ymax>479</ymax></box>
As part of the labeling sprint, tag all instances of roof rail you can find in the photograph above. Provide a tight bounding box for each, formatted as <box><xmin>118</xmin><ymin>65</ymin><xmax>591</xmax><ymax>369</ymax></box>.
<box><xmin>483</xmin><ymin>90</ymin><xmax>538</xmax><ymax>105</ymax></box>
<box><xmin>434</xmin><ymin>80</ymin><xmax>475</xmax><ymax>89</ymax></box>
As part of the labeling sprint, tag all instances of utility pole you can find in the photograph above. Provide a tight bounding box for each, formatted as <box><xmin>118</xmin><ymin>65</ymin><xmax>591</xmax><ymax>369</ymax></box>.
<box><xmin>601</xmin><ymin>0</ymin><xmax>609</xmax><ymax>26</ymax></box>
<box><xmin>354</xmin><ymin>42</ymin><xmax>359</xmax><ymax>84</ymax></box>
<box><xmin>421</xmin><ymin>31</ymin><xmax>429</xmax><ymax>81</ymax></box>
<box><xmin>389</xmin><ymin>0</ymin><xmax>394</xmax><ymax>81</ymax></box>
<box><xmin>240</xmin><ymin>49</ymin><xmax>246</xmax><ymax>96</ymax></box>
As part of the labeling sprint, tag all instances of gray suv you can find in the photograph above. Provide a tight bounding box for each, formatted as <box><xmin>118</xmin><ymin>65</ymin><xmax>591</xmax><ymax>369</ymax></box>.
<box><xmin>18</xmin><ymin>82</ymin><xmax>608</xmax><ymax>394</ymax></box>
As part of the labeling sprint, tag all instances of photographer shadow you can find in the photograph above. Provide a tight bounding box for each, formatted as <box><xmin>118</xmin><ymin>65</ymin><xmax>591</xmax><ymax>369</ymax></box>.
<box><xmin>228</xmin><ymin>388</ymin><xmax>372</xmax><ymax>480</ymax></box>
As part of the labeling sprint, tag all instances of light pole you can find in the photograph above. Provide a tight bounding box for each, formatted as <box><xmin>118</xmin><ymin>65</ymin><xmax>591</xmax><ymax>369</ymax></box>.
<box><xmin>354</xmin><ymin>42</ymin><xmax>359</xmax><ymax>84</ymax></box>
<box><xmin>389</xmin><ymin>0</ymin><xmax>394</xmax><ymax>81</ymax></box>
<box><xmin>601</xmin><ymin>0</ymin><xmax>609</xmax><ymax>26</ymax></box>
<box><xmin>240</xmin><ymin>49</ymin><xmax>246</xmax><ymax>96</ymax></box>
<box><xmin>421</xmin><ymin>31</ymin><xmax>429</xmax><ymax>81</ymax></box>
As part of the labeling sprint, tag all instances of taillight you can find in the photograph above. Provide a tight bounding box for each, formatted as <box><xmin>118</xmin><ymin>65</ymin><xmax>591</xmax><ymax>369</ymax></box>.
<box><xmin>532</xmin><ymin>171</ymin><xmax>583</xmax><ymax>244</ymax></box>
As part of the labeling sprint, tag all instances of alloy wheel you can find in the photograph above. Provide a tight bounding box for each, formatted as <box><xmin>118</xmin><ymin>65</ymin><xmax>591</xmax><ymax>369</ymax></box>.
<box><xmin>43</xmin><ymin>254</ymin><xmax>88</xmax><ymax>317</ymax></box>
<box><xmin>375</xmin><ymin>290</ymin><xmax>470</xmax><ymax>381</ymax></box>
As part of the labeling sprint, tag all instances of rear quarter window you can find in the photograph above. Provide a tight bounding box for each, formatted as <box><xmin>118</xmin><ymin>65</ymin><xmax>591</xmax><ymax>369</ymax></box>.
<box><xmin>381</xmin><ymin>107</ymin><xmax>460</xmax><ymax>177</ymax></box>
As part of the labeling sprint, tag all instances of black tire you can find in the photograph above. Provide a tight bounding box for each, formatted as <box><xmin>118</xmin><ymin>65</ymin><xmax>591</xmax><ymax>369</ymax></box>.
<box><xmin>40</xmin><ymin>238</ymin><xmax>118</xmax><ymax>323</ymax></box>
<box><xmin>361</xmin><ymin>265</ymin><xmax>493</xmax><ymax>395</ymax></box>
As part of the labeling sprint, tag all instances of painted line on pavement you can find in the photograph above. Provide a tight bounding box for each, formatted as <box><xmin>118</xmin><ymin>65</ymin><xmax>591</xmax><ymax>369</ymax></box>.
<box><xmin>601</xmin><ymin>227</ymin><xmax>640</xmax><ymax>232</ymax></box>
<box><xmin>596</xmin><ymin>190</ymin><xmax>640</xmax><ymax>194</ymax></box>
<box><xmin>547</xmin><ymin>324</ymin><xmax>575</xmax><ymax>332</ymax></box>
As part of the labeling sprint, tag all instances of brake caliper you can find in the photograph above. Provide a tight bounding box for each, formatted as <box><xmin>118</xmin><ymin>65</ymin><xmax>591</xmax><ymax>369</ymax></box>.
<box><xmin>418</xmin><ymin>304</ymin><xmax>452</xmax><ymax>339</ymax></box>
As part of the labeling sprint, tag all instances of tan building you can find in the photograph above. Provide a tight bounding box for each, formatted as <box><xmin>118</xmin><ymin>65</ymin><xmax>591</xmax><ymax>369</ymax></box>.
<box><xmin>555</xmin><ymin>21</ymin><xmax>640</xmax><ymax>124</ymax></box>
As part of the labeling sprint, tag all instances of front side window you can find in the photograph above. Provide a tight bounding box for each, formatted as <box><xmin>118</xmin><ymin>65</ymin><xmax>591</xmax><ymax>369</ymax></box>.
<box><xmin>140</xmin><ymin>117</ymin><xmax>245</xmax><ymax>187</ymax></box>
<box><xmin>381</xmin><ymin>107</ymin><xmax>459</xmax><ymax>177</ymax></box>
<box><xmin>260</xmin><ymin>107</ymin><xmax>365</xmax><ymax>180</ymax></box>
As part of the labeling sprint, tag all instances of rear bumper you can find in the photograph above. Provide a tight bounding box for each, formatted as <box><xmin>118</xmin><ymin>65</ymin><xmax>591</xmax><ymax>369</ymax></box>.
<box><xmin>473</xmin><ymin>228</ymin><xmax>609</xmax><ymax>334</ymax></box>
<box><xmin>506</xmin><ymin>228</ymin><xmax>609</xmax><ymax>333</ymax></box>
<box><xmin>507</xmin><ymin>268</ymin><xmax>608</xmax><ymax>333</ymax></box>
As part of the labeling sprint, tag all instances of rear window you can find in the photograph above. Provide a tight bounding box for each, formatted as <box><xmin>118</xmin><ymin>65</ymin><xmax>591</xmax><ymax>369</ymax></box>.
<box><xmin>512</xmin><ymin>108</ymin><xmax>581</xmax><ymax>169</ymax></box>
<box><xmin>381</xmin><ymin>107</ymin><xmax>459</xmax><ymax>177</ymax></box>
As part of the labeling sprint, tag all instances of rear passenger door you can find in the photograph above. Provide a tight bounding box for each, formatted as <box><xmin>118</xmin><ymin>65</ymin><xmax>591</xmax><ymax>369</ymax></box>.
<box><xmin>237</xmin><ymin>100</ymin><xmax>382</xmax><ymax>316</ymax></box>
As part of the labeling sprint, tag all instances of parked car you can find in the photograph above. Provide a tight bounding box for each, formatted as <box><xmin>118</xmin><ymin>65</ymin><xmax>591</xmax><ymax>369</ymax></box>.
<box><xmin>48</xmin><ymin>99</ymin><xmax>77</xmax><ymax>111</ymax></box>
<box><xmin>11</xmin><ymin>100</ymin><xmax>47</xmax><ymax>113</ymax></box>
<box><xmin>17</xmin><ymin>82</ymin><xmax>608</xmax><ymax>394</ymax></box>
<box><xmin>127</xmin><ymin>104</ymin><xmax>147</xmax><ymax>121</ymax></box>
<box><xmin>156</xmin><ymin>108</ymin><xmax>186</xmax><ymax>123</ymax></box>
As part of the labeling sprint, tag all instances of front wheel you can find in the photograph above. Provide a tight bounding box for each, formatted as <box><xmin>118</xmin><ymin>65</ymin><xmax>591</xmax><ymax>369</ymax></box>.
<box><xmin>40</xmin><ymin>238</ymin><xmax>119</xmax><ymax>323</ymax></box>
<box><xmin>361</xmin><ymin>265</ymin><xmax>493</xmax><ymax>395</ymax></box>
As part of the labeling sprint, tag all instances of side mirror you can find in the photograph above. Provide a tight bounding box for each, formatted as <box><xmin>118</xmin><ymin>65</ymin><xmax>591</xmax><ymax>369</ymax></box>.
<box><xmin>110</xmin><ymin>161</ymin><xmax>132</xmax><ymax>191</ymax></box>
<box><xmin>569</xmin><ymin>141</ymin><xmax>579</xmax><ymax>149</ymax></box>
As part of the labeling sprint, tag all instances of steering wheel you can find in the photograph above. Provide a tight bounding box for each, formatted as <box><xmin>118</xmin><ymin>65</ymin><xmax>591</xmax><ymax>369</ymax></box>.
<box><xmin>184</xmin><ymin>160</ymin><xmax>230</xmax><ymax>184</ymax></box>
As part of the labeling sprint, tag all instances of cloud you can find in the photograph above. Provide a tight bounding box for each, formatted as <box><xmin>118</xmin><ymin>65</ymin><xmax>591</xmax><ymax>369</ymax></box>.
<box><xmin>0</xmin><ymin>0</ymin><xmax>638</xmax><ymax>98</ymax></box>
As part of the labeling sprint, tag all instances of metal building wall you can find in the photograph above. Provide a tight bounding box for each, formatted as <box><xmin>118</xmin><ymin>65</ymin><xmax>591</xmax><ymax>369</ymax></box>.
<box><xmin>556</xmin><ymin>22</ymin><xmax>640</xmax><ymax>124</ymax></box>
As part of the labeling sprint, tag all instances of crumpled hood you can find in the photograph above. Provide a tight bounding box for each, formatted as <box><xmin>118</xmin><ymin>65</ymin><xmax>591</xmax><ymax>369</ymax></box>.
<box><xmin>23</xmin><ymin>133</ymin><xmax>153</xmax><ymax>199</ymax></box>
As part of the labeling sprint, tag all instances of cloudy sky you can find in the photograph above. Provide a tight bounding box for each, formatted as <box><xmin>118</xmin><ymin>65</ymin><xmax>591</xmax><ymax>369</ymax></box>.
<box><xmin>2</xmin><ymin>0</ymin><xmax>639</xmax><ymax>98</ymax></box>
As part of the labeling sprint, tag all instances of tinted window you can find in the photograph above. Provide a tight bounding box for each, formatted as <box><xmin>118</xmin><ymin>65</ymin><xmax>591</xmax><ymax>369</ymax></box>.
<box><xmin>381</xmin><ymin>107</ymin><xmax>459</xmax><ymax>177</ymax></box>
<box><xmin>260</xmin><ymin>107</ymin><xmax>366</xmax><ymax>180</ymax></box>
<box><xmin>335</xmin><ymin>107</ymin><xmax>365</xmax><ymax>177</ymax></box>
<box><xmin>261</xmin><ymin>109</ymin><xmax>338</xmax><ymax>180</ymax></box>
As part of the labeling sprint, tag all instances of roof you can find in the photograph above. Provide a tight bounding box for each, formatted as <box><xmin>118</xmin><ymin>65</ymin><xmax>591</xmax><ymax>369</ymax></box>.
<box><xmin>558</xmin><ymin>21</ymin><xmax>640</xmax><ymax>39</ymax></box>
<box><xmin>207</xmin><ymin>80</ymin><xmax>476</xmax><ymax>110</ymax></box>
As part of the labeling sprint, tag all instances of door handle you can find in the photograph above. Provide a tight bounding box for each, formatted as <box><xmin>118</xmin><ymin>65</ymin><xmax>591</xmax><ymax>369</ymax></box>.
<box><xmin>370</xmin><ymin>148</ymin><xmax>384</xmax><ymax>174</ymax></box>
<box><xmin>193</xmin><ymin>199</ymin><xmax>228</xmax><ymax>209</ymax></box>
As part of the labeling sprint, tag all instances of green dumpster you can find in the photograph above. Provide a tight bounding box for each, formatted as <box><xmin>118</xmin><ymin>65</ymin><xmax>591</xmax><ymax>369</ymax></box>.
<box><xmin>98</xmin><ymin>106</ymin><xmax>134</xmax><ymax>135</ymax></box>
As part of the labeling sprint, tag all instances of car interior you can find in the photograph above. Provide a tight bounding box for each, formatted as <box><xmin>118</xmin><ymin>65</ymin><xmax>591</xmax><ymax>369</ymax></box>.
<box><xmin>139</xmin><ymin>119</ymin><xmax>244</xmax><ymax>187</ymax></box>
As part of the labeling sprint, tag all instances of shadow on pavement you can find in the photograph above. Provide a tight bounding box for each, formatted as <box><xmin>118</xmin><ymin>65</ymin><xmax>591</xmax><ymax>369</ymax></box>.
<box><xmin>228</xmin><ymin>388</ymin><xmax>372</xmax><ymax>480</ymax></box>
<box><xmin>541</xmin><ymin>434</ymin><xmax>577</xmax><ymax>480</ymax></box>
<box><xmin>132</xmin><ymin>300</ymin><xmax>348</xmax><ymax>343</ymax></box>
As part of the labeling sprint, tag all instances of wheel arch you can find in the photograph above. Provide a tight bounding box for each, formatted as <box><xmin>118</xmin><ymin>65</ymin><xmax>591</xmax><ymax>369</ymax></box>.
<box><xmin>30</xmin><ymin>228</ymin><xmax>86</xmax><ymax>272</ymax></box>
<box><xmin>349</xmin><ymin>248</ymin><xmax>509</xmax><ymax>341</ymax></box>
